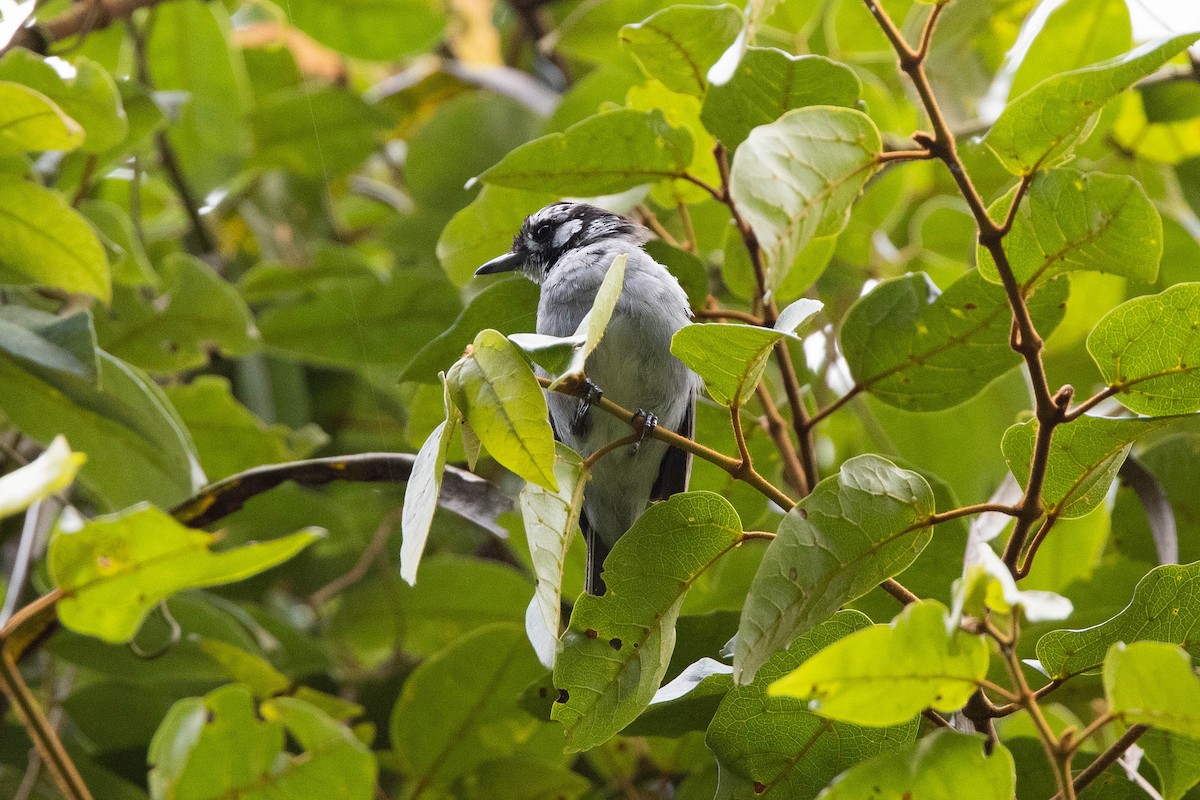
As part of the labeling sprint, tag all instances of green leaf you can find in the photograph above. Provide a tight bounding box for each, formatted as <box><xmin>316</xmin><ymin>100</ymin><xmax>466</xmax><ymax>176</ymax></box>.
<box><xmin>164</xmin><ymin>375</ymin><xmax>326</xmax><ymax>481</ymax></box>
<box><xmin>51</xmin><ymin>504</ymin><xmax>320</xmax><ymax>643</ymax></box>
<box><xmin>1141</xmin><ymin>728</ymin><xmax>1200</xmax><ymax>800</ymax></box>
<box><xmin>701</xmin><ymin>49</ymin><xmax>860</xmax><ymax>148</ymax></box>
<box><xmin>817</xmin><ymin>730</ymin><xmax>1015</xmax><ymax>800</ymax></box>
<box><xmin>670</xmin><ymin>298</ymin><xmax>821</xmax><ymax>407</ymax></box>
<box><xmin>478</xmin><ymin>109</ymin><xmax>693</xmax><ymax>195</ymax></box>
<box><xmin>400</xmin><ymin>402</ymin><xmax>459</xmax><ymax>585</ymax></box>
<box><xmin>708</xmin><ymin>611</ymin><xmax>919</xmax><ymax>800</ymax></box>
<box><xmin>1104</xmin><ymin>641</ymin><xmax>1200</xmax><ymax>737</ymax></box>
<box><xmin>1036</xmin><ymin>562</ymin><xmax>1200</xmax><ymax>680</ymax></box>
<box><xmin>286</xmin><ymin>0</ymin><xmax>443</xmax><ymax>61</ymax></box>
<box><xmin>149</xmin><ymin>684</ymin><xmax>375</xmax><ymax>799</ymax></box>
<box><xmin>979</xmin><ymin>170</ymin><xmax>1161</xmax><ymax>290</ymax></box>
<box><xmin>250</xmin><ymin>87</ymin><xmax>389</xmax><ymax>178</ymax></box>
<box><xmin>0</xmin><ymin>349</ymin><xmax>201</xmax><ymax>509</ymax></box>
<box><xmin>520</xmin><ymin>444</ymin><xmax>587</xmax><ymax>668</ymax></box>
<box><xmin>146</xmin><ymin>0</ymin><xmax>249</xmax><ymax>193</ymax></box>
<box><xmin>78</xmin><ymin>199</ymin><xmax>157</xmax><ymax>287</ymax></box>
<box><xmin>0</xmin><ymin>436</ymin><xmax>85</xmax><ymax>520</ymax></box>
<box><xmin>769</xmin><ymin>601</ymin><xmax>988</xmax><ymax>725</ymax></box>
<box><xmin>196</xmin><ymin>638</ymin><xmax>290</xmax><ymax>700</ymax></box>
<box><xmin>0</xmin><ymin>176</ymin><xmax>110</xmax><ymax>302</ymax></box>
<box><xmin>1006</xmin><ymin>0</ymin><xmax>1132</xmax><ymax>100</ymax></box>
<box><xmin>401</xmin><ymin>277</ymin><xmax>539</xmax><ymax>384</ymax></box>
<box><xmin>1086</xmin><ymin>283</ymin><xmax>1200</xmax><ymax>415</ymax></box>
<box><xmin>95</xmin><ymin>253</ymin><xmax>256</xmax><ymax>373</ymax></box>
<box><xmin>0</xmin><ymin>81</ymin><xmax>84</xmax><ymax>153</ymax></box>
<box><xmin>552</xmin><ymin>492</ymin><xmax>746</xmax><ymax>751</ymax></box>
<box><xmin>0</xmin><ymin>51</ymin><xmax>127</xmax><ymax>153</ymax></box>
<box><xmin>389</xmin><ymin>624</ymin><xmax>545</xmax><ymax>789</ymax></box>
<box><xmin>734</xmin><ymin>455</ymin><xmax>935</xmax><ymax>684</ymax></box>
<box><xmin>1002</xmin><ymin>416</ymin><xmax>1178</xmax><ymax>519</ymax></box>
<box><xmin>985</xmin><ymin>33</ymin><xmax>1200</xmax><ymax>174</ymax></box>
<box><xmin>619</xmin><ymin>4</ymin><xmax>743</xmax><ymax>96</ymax></box>
<box><xmin>448</xmin><ymin>329</ymin><xmax>557</xmax><ymax>490</ymax></box>
<box><xmin>0</xmin><ymin>306</ymin><xmax>98</xmax><ymax>384</ymax></box>
<box><xmin>840</xmin><ymin>271</ymin><xmax>1068</xmax><ymax>411</ymax></box>
<box><xmin>729</xmin><ymin>106</ymin><xmax>880</xmax><ymax>293</ymax></box>
<box><xmin>437</xmin><ymin>186</ymin><xmax>554</xmax><ymax>285</ymax></box>
<box><xmin>463</xmin><ymin>757</ymin><xmax>591</xmax><ymax>800</ymax></box>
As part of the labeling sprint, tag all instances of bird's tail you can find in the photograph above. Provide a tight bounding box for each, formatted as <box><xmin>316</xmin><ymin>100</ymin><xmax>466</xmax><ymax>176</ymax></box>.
<box><xmin>583</xmin><ymin>520</ymin><xmax>611</xmax><ymax>596</ymax></box>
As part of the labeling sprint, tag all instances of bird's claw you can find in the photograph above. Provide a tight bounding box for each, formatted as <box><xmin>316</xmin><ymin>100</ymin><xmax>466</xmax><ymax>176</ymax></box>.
<box><xmin>572</xmin><ymin>380</ymin><xmax>603</xmax><ymax>434</ymax></box>
<box><xmin>631</xmin><ymin>409</ymin><xmax>658</xmax><ymax>453</ymax></box>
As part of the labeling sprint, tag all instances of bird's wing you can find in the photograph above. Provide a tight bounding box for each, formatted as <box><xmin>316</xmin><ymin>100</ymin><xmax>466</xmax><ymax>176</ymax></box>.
<box><xmin>650</xmin><ymin>388</ymin><xmax>694</xmax><ymax>501</ymax></box>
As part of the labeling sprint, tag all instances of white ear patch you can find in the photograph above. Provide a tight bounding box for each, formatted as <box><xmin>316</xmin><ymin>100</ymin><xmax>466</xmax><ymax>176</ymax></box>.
<box><xmin>553</xmin><ymin>219</ymin><xmax>583</xmax><ymax>248</ymax></box>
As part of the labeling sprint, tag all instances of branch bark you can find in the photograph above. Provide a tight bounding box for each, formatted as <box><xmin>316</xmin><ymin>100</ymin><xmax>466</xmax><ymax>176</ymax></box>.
<box><xmin>2</xmin><ymin>0</ymin><xmax>168</xmax><ymax>56</ymax></box>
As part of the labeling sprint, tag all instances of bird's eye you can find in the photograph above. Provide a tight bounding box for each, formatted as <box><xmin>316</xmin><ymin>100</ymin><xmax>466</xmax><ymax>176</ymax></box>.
<box><xmin>534</xmin><ymin>222</ymin><xmax>553</xmax><ymax>240</ymax></box>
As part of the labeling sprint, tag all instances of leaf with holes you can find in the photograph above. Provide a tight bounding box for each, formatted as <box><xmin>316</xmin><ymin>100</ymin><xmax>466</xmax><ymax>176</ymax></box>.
<box><xmin>730</xmin><ymin>107</ymin><xmax>879</xmax><ymax>295</ymax></box>
<box><xmin>1036</xmin><ymin>562</ymin><xmax>1200</xmax><ymax>680</ymax></box>
<box><xmin>734</xmin><ymin>455</ymin><xmax>935</xmax><ymax>684</ymax></box>
<box><xmin>985</xmin><ymin>33</ymin><xmax>1200</xmax><ymax>174</ymax></box>
<box><xmin>552</xmin><ymin>492</ymin><xmax>748</xmax><ymax>751</ymax></box>
<box><xmin>840</xmin><ymin>270</ymin><xmax>1068</xmax><ymax>411</ymax></box>
<box><xmin>769</xmin><ymin>602</ymin><xmax>988</xmax><ymax>726</ymax></box>
<box><xmin>1087</xmin><ymin>283</ymin><xmax>1200</xmax><ymax>415</ymax></box>
<box><xmin>707</xmin><ymin>610</ymin><xmax>919</xmax><ymax>799</ymax></box>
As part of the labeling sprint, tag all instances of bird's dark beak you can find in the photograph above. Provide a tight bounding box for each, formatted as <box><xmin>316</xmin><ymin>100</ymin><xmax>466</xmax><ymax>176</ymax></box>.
<box><xmin>475</xmin><ymin>251</ymin><xmax>523</xmax><ymax>276</ymax></box>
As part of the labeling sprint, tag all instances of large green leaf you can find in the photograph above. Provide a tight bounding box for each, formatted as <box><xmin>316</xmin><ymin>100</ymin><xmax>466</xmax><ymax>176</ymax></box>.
<box><xmin>0</xmin><ymin>81</ymin><xmax>84</xmax><ymax>153</ymax></box>
<box><xmin>1086</xmin><ymin>283</ymin><xmax>1200</xmax><ymax>415</ymax></box>
<box><xmin>1003</xmin><ymin>416</ymin><xmax>1178</xmax><ymax>519</ymax></box>
<box><xmin>0</xmin><ymin>51</ymin><xmax>126</xmax><ymax>152</ymax></box>
<box><xmin>701</xmin><ymin>49</ymin><xmax>860</xmax><ymax>148</ymax></box>
<box><xmin>0</xmin><ymin>176</ymin><xmax>110</xmax><ymax>302</ymax></box>
<box><xmin>670</xmin><ymin>298</ymin><xmax>821</xmax><ymax>406</ymax></box>
<box><xmin>619</xmin><ymin>4</ymin><xmax>743</xmax><ymax>96</ymax></box>
<box><xmin>447</xmin><ymin>329</ymin><xmax>557</xmax><ymax>490</ymax></box>
<box><xmin>979</xmin><ymin>170</ymin><xmax>1161</xmax><ymax>291</ymax></box>
<box><xmin>50</xmin><ymin>503</ymin><xmax>321</xmax><ymax>643</ymax></box>
<box><xmin>0</xmin><ymin>348</ymin><xmax>201</xmax><ymax>509</ymax></box>
<box><xmin>149</xmin><ymin>684</ymin><xmax>375</xmax><ymax>799</ymax></box>
<box><xmin>79</xmin><ymin>199</ymin><xmax>157</xmax><ymax>287</ymax></box>
<box><xmin>734</xmin><ymin>455</ymin><xmax>934</xmax><ymax>684</ymax></box>
<box><xmin>1141</xmin><ymin>728</ymin><xmax>1200</xmax><ymax>800</ymax></box>
<box><xmin>1036</xmin><ymin>562</ymin><xmax>1200</xmax><ymax>680</ymax></box>
<box><xmin>95</xmin><ymin>253</ymin><xmax>257</xmax><ymax>374</ymax></box>
<box><xmin>478</xmin><ymin>109</ymin><xmax>693</xmax><ymax>195</ymax></box>
<box><xmin>250</xmin><ymin>87</ymin><xmax>389</xmax><ymax>178</ymax></box>
<box><xmin>164</xmin><ymin>376</ymin><xmax>326</xmax><ymax>481</ymax></box>
<box><xmin>146</xmin><ymin>0</ymin><xmax>249</xmax><ymax>193</ymax></box>
<box><xmin>707</xmin><ymin>610</ymin><xmax>919</xmax><ymax>799</ymax></box>
<box><xmin>521</xmin><ymin>444</ymin><xmax>587</xmax><ymax>669</ymax></box>
<box><xmin>985</xmin><ymin>33</ymin><xmax>1199</xmax><ymax>174</ymax></box>
<box><xmin>286</xmin><ymin>0</ymin><xmax>443</xmax><ymax>61</ymax></box>
<box><xmin>817</xmin><ymin>730</ymin><xmax>1015</xmax><ymax>800</ymax></box>
<box><xmin>389</xmin><ymin>624</ymin><xmax>545</xmax><ymax>790</ymax></box>
<box><xmin>552</xmin><ymin>492</ymin><xmax>746</xmax><ymax>751</ymax></box>
<box><xmin>1104</xmin><ymin>641</ymin><xmax>1200</xmax><ymax>737</ymax></box>
<box><xmin>769</xmin><ymin>601</ymin><xmax>989</xmax><ymax>726</ymax></box>
<box><xmin>436</xmin><ymin>186</ymin><xmax>554</xmax><ymax>285</ymax></box>
<box><xmin>840</xmin><ymin>271</ymin><xmax>1068</xmax><ymax>411</ymax></box>
<box><xmin>1006</xmin><ymin>0</ymin><xmax>1131</xmax><ymax>100</ymax></box>
<box><xmin>729</xmin><ymin>106</ymin><xmax>879</xmax><ymax>293</ymax></box>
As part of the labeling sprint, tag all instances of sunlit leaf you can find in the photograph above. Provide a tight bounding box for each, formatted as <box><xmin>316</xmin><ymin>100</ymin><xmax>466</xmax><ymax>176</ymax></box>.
<box><xmin>619</xmin><ymin>4</ymin><xmax>743</xmax><ymax>96</ymax></box>
<box><xmin>708</xmin><ymin>610</ymin><xmax>919</xmax><ymax>799</ymax></box>
<box><xmin>1036</xmin><ymin>562</ymin><xmax>1200</xmax><ymax>680</ymax></box>
<box><xmin>734</xmin><ymin>455</ymin><xmax>935</xmax><ymax>684</ymax></box>
<box><xmin>1087</xmin><ymin>283</ymin><xmax>1200</xmax><ymax>415</ymax></box>
<box><xmin>729</xmin><ymin>106</ymin><xmax>880</xmax><ymax>294</ymax></box>
<box><xmin>553</xmin><ymin>492</ymin><xmax>747</xmax><ymax>751</ymax></box>
<box><xmin>0</xmin><ymin>51</ymin><xmax>127</xmax><ymax>152</ymax></box>
<box><xmin>448</xmin><ymin>329</ymin><xmax>558</xmax><ymax>490</ymax></box>
<box><xmin>769</xmin><ymin>602</ymin><xmax>988</xmax><ymax>726</ymax></box>
<box><xmin>50</xmin><ymin>503</ymin><xmax>321</xmax><ymax>643</ymax></box>
<box><xmin>0</xmin><ymin>81</ymin><xmax>84</xmax><ymax>153</ymax></box>
<box><xmin>817</xmin><ymin>730</ymin><xmax>1015</xmax><ymax>800</ymax></box>
<box><xmin>1104</xmin><ymin>641</ymin><xmax>1200</xmax><ymax>737</ymax></box>
<box><xmin>986</xmin><ymin>33</ymin><xmax>1199</xmax><ymax>174</ymax></box>
<box><xmin>840</xmin><ymin>271</ymin><xmax>1068</xmax><ymax>411</ymax></box>
<box><xmin>196</xmin><ymin>638</ymin><xmax>290</xmax><ymax>700</ymax></box>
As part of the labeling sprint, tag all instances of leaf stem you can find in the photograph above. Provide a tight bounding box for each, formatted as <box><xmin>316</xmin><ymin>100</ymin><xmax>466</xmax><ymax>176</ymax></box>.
<box><xmin>694</xmin><ymin>305</ymin><xmax>764</xmax><ymax>325</ymax></box>
<box><xmin>805</xmin><ymin>384</ymin><xmax>864</xmax><ymax>428</ymax></box>
<box><xmin>583</xmin><ymin>433</ymin><xmax>642</xmax><ymax>471</ymax></box>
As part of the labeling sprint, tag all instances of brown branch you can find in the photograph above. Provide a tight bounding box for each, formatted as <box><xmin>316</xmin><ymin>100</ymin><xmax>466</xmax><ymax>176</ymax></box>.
<box><xmin>756</xmin><ymin>383</ymin><xmax>810</xmax><ymax>496</ymax></box>
<box><xmin>583</xmin><ymin>432</ymin><xmax>641</xmax><ymax>471</ymax></box>
<box><xmin>805</xmin><ymin>384</ymin><xmax>864</xmax><ymax>428</ymax></box>
<box><xmin>772</xmin><ymin>344</ymin><xmax>820</xmax><ymax>494</ymax></box>
<box><xmin>881</xmin><ymin>578</ymin><xmax>919</xmax><ymax>606</ymax></box>
<box><xmin>694</xmin><ymin>305</ymin><xmax>764</xmax><ymax>326</ymax></box>
<box><xmin>1063</xmin><ymin>386</ymin><xmax>1117</xmax><ymax>421</ymax></box>
<box><xmin>1051</xmin><ymin>725</ymin><xmax>1148</xmax><ymax>800</ymax></box>
<box><xmin>926</xmin><ymin>502</ymin><xmax>1021</xmax><ymax>527</ymax></box>
<box><xmin>2</xmin><ymin>0</ymin><xmax>170</xmax><ymax>55</ymax></box>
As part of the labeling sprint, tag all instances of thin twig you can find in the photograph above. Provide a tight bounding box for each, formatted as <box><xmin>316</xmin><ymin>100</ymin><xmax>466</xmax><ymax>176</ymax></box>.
<box><xmin>676</xmin><ymin>201</ymin><xmax>697</xmax><ymax>253</ymax></box>
<box><xmin>805</xmin><ymin>384</ymin><xmax>864</xmax><ymax>428</ymax></box>
<box><xmin>308</xmin><ymin>507</ymin><xmax>404</xmax><ymax>609</ymax></box>
<box><xmin>582</xmin><ymin>432</ymin><xmax>641</xmax><ymax>471</ymax></box>
<box><xmin>637</xmin><ymin>204</ymin><xmax>684</xmax><ymax>250</ymax></box>
<box><xmin>755</xmin><ymin>383</ymin><xmax>810</xmax><ymax>495</ymax></box>
<box><xmin>1051</xmin><ymin>725</ymin><xmax>1148</xmax><ymax>800</ymax></box>
<box><xmin>694</xmin><ymin>306</ymin><xmax>764</xmax><ymax>325</ymax></box>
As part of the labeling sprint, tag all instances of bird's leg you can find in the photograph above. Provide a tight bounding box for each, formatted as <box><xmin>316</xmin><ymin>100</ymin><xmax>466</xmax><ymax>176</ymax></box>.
<box><xmin>571</xmin><ymin>379</ymin><xmax>603</xmax><ymax>435</ymax></box>
<box><xmin>631</xmin><ymin>409</ymin><xmax>658</xmax><ymax>453</ymax></box>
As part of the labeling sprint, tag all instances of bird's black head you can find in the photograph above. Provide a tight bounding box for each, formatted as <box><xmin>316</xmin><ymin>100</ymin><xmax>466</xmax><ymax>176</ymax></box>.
<box><xmin>475</xmin><ymin>202</ymin><xmax>648</xmax><ymax>283</ymax></box>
